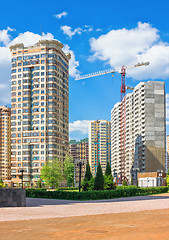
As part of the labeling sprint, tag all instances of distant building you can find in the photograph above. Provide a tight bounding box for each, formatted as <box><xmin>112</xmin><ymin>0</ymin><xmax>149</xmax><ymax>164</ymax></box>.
<box><xmin>138</xmin><ymin>172</ymin><xmax>166</xmax><ymax>187</ymax></box>
<box><xmin>0</xmin><ymin>106</ymin><xmax>11</xmax><ymax>181</ymax></box>
<box><xmin>89</xmin><ymin>120</ymin><xmax>111</xmax><ymax>175</ymax></box>
<box><xmin>69</xmin><ymin>138</ymin><xmax>89</xmax><ymax>184</ymax></box>
<box><xmin>111</xmin><ymin>81</ymin><xmax>166</xmax><ymax>182</ymax></box>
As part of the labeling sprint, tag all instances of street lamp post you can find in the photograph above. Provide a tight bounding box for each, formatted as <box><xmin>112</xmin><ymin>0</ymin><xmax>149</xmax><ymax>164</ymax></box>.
<box><xmin>77</xmin><ymin>160</ymin><xmax>84</xmax><ymax>192</ymax></box>
<box><xmin>133</xmin><ymin>167</ymin><xmax>139</xmax><ymax>186</ymax></box>
<box><xmin>20</xmin><ymin>169</ymin><xmax>24</xmax><ymax>189</ymax></box>
<box><xmin>79</xmin><ymin>162</ymin><xmax>82</xmax><ymax>192</ymax></box>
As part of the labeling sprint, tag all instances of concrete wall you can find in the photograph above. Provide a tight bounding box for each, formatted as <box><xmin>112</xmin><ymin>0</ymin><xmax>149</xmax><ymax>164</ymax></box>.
<box><xmin>0</xmin><ymin>189</ymin><xmax>26</xmax><ymax>207</ymax></box>
<box><xmin>145</xmin><ymin>81</ymin><xmax>166</xmax><ymax>172</ymax></box>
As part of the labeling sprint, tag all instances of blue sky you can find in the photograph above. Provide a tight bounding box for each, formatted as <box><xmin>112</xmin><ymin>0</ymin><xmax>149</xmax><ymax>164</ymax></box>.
<box><xmin>0</xmin><ymin>0</ymin><xmax>169</xmax><ymax>140</ymax></box>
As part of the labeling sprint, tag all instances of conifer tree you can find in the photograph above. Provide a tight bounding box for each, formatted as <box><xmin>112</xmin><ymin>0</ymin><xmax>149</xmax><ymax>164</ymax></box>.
<box><xmin>104</xmin><ymin>161</ymin><xmax>116</xmax><ymax>190</ymax></box>
<box><xmin>82</xmin><ymin>162</ymin><xmax>94</xmax><ymax>191</ymax></box>
<box><xmin>94</xmin><ymin>162</ymin><xmax>104</xmax><ymax>190</ymax></box>
<box><xmin>84</xmin><ymin>162</ymin><xmax>93</xmax><ymax>181</ymax></box>
<box><xmin>105</xmin><ymin>161</ymin><xmax>112</xmax><ymax>176</ymax></box>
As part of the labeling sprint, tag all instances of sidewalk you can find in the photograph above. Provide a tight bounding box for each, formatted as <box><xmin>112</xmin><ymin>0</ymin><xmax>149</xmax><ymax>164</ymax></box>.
<box><xmin>0</xmin><ymin>193</ymin><xmax>169</xmax><ymax>221</ymax></box>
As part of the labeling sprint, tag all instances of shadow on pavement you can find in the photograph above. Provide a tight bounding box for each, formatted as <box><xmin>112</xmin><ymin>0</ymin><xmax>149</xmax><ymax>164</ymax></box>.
<box><xmin>26</xmin><ymin>194</ymin><xmax>169</xmax><ymax>207</ymax></box>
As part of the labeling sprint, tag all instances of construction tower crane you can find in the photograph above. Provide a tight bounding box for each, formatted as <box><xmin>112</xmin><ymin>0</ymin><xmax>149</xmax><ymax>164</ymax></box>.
<box><xmin>75</xmin><ymin>61</ymin><xmax>149</xmax><ymax>182</ymax></box>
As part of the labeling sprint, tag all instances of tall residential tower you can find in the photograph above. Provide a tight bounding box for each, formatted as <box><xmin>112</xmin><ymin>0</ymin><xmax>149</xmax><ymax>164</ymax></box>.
<box><xmin>0</xmin><ymin>106</ymin><xmax>11</xmax><ymax>181</ymax></box>
<box><xmin>89</xmin><ymin>120</ymin><xmax>111</xmax><ymax>175</ymax></box>
<box><xmin>10</xmin><ymin>40</ymin><xmax>70</xmax><ymax>186</ymax></box>
<box><xmin>111</xmin><ymin>81</ymin><xmax>166</xmax><ymax>182</ymax></box>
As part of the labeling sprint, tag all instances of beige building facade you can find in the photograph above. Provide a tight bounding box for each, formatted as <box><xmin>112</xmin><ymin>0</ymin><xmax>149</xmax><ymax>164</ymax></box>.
<box><xmin>89</xmin><ymin>120</ymin><xmax>111</xmax><ymax>175</ymax></box>
<box><xmin>0</xmin><ymin>106</ymin><xmax>11</xmax><ymax>181</ymax></box>
<box><xmin>69</xmin><ymin>138</ymin><xmax>89</xmax><ymax>184</ymax></box>
<box><xmin>10</xmin><ymin>40</ymin><xmax>70</xmax><ymax>186</ymax></box>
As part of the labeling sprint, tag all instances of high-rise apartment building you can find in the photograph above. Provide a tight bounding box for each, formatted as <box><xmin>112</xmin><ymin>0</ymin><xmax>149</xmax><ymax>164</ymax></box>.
<box><xmin>111</xmin><ymin>81</ymin><xmax>166</xmax><ymax>182</ymax></box>
<box><xmin>0</xmin><ymin>106</ymin><xmax>11</xmax><ymax>181</ymax></box>
<box><xmin>166</xmin><ymin>135</ymin><xmax>169</xmax><ymax>172</ymax></box>
<box><xmin>89</xmin><ymin>120</ymin><xmax>111</xmax><ymax>175</ymax></box>
<box><xmin>10</xmin><ymin>40</ymin><xmax>70</xmax><ymax>186</ymax></box>
<box><xmin>69</xmin><ymin>138</ymin><xmax>89</xmax><ymax>184</ymax></box>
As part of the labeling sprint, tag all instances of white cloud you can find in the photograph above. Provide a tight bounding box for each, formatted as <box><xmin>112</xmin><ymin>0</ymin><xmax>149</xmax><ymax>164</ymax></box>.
<box><xmin>60</xmin><ymin>25</ymin><xmax>94</xmax><ymax>38</ymax></box>
<box><xmin>89</xmin><ymin>22</ymin><xmax>169</xmax><ymax>80</ymax></box>
<box><xmin>63</xmin><ymin>44</ymin><xmax>80</xmax><ymax>78</ymax></box>
<box><xmin>61</xmin><ymin>25</ymin><xmax>82</xmax><ymax>38</ymax></box>
<box><xmin>69</xmin><ymin>120</ymin><xmax>93</xmax><ymax>134</ymax></box>
<box><xmin>54</xmin><ymin>11</ymin><xmax>68</xmax><ymax>19</ymax></box>
<box><xmin>8</xmin><ymin>31</ymin><xmax>54</xmax><ymax>47</ymax></box>
<box><xmin>0</xmin><ymin>27</ymin><xmax>14</xmax><ymax>45</ymax></box>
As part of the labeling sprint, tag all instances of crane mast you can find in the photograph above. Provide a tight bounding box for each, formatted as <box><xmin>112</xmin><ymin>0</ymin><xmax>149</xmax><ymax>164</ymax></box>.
<box><xmin>75</xmin><ymin>61</ymin><xmax>149</xmax><ymax>183</ymax></box>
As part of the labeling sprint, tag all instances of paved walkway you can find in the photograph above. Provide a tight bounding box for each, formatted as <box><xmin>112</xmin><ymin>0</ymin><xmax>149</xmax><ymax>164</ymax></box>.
<box><xmin>1</xmin><ymin>193</ymin><xmax>169</xmax><ymax>221</ymax></box>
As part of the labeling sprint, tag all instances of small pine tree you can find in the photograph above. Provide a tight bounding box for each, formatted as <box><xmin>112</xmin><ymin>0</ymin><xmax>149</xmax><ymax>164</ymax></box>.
<box><xmin>84</xmin><ymin>162</ymin><xmax>93</xmax><ymax>181</ymax></box>
<box><xmin>105</xmin><ymin>161</ymin><xmax>112</xmax><ymax>176</ymax></box>
<box><xmin>82</xmin><ymin>163</ymin><xmax>93</xmax><ymax>191</ymax></box>
<box><xmin>122</xmin><ymin>179</ymin><xmax>128</xmax><ymax>186</ymax></box>
<box><xmin>94</xmin><ymin>162</ymin><xmax>104</xmax><ymax>190</ymax></box>
<box><xmin>130</xmin><ymin>177</ymin><xmax>133</xmax><ymax>185</ymax></box>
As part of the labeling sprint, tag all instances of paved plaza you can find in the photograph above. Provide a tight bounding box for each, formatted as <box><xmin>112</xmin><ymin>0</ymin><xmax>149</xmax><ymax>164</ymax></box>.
<box><xmin>1</xmin><ymin>193</ymin><xmax>169</xmax><ymax>239</ymax></box>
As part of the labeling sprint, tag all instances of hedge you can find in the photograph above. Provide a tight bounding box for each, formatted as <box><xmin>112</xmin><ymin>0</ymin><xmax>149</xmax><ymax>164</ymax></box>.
<box><xmin>26</xmin><ymin>186</ymin><xmax>168</xmax><ymax>200</ymax></box>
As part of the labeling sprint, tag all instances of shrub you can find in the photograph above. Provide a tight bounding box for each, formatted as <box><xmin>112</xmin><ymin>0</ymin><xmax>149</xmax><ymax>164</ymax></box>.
<box><xmin>104</xmin><ymin>175</ymin><xmax>116</xmax><ymax>190</ymax></box>
<box><xmin>82</xmin><ymin>178</ymin><xmax>94</xmax><ymax>191</ymax></box>
<box><xmin>26</xmin><ymin>186</ymin><xmax>168</xmax><ymax>201</ymax></box>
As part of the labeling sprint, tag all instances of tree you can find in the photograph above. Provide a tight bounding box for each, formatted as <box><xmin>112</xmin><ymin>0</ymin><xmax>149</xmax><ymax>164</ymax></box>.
<box><xmin>105</xmin><ymin>161</ymin><xmax>112</xmax><ymax>176</ymax></box>
<box><xmin>122</xmin><ymin>179</ymin><xmax>128</xmax><ymax>186</ymax></box>
<box><xmin>166</xmin><ymin>169</ymin><xmax>169</xmax><ymax>187</ymax></box>
<box><xmin>104</xmin><ymin>175</ymin><xmax>116</xmax><ymax>190</ymax></box>
<box><xmin>41</xmin><ymin>159</ymin><xmax>63</xmax><ymax>188</ymax></box>
<box><xmin>0</xmin><ymin>178</ymin><xmax>4</xmax><ymax>188</ymax></box>
<box><xmin>84</xmin><ymin>162</ymin><xmax>93</xmax><ymax>181</ymax></box>
<box><xmin>64</xmin><ymin>156</ymin><xmax>74</xmax><ymax>187</ymax></box>
<box><xmin>94</xmin><ymin>162</ymin><xmax>104</xmax><ymax>190</ymax></box>
<box><xmin>37</xmin><ymin>180</ymin><xmax>42</xmax><ymax>189</ymax></box>
<box><xmin>104</xmin><ymin>161</ymin><xmax>116</xmax><ymax>190</ymax></box>
<box><xmin>82</xmin><ymin>163</ymin><xmax>94</xmax><ymax>191</ymax></box>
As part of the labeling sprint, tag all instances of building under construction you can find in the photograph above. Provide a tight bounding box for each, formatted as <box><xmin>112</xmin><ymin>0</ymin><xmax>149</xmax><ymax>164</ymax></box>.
<box><xmin>111</xmin><ymin>81</ymin><xmax>166</xmax><ymax>182</ymax></box>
